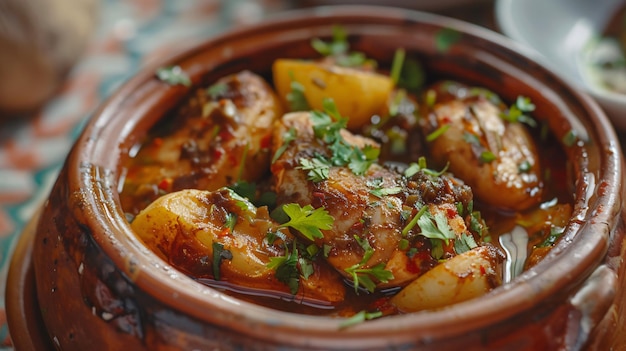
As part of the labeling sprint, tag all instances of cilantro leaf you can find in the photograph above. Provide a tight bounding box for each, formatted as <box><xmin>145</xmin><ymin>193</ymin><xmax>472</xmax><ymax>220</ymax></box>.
<box><xmin>280</xmin><ymin>203</ymin><xmax>334</xmax><ymax>241</ymax></box>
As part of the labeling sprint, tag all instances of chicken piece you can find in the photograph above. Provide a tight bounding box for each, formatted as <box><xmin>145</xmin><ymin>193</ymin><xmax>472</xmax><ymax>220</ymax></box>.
<box><xmin>131</xmin><ymin>188</ymin><xmax>346</xmax><ymax>305</ymax></box>
<box><xmin>271</xmin><ymin>111</ymin><xmax>493</xmax><ymax>291</ymax></box>
<box><xmin>418</xmin><ymin>81</ymin><xmax>543</xmax><ymax>211</ymax></box>
<box><xmin>120</xmin><ymin>70</ymin><xmax>283</xmax><ymax>214</ymax></box>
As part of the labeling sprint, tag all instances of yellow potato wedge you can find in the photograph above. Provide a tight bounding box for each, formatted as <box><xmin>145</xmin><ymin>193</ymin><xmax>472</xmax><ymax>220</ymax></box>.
<box><xmin>391</xmin><ymin>245</ymin><xmax>503</xmax><ymax>312</ymax></box>
<box><xmin>273</xmin><ymin>59</ymin><xmax>393</xmax><ymax>129</ymax></box>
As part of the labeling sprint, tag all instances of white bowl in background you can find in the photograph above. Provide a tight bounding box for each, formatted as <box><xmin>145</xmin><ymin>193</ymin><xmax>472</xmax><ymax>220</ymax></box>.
<box><xmin>496</xmin><ymin>0</ymin><xmax>626</xmax><ymax>130</ymax></box>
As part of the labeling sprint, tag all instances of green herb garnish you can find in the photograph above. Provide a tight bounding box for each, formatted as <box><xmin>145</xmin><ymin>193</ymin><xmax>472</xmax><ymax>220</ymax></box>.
<box><xmin>223</xmin><ymin>212</ymin><xmax>237</xmax><ymax>233</ymax></box>
<box><xmin>207</xmin><ymin>82</ymin><xmax>228</xmax><ymax>99</ymax></box>
<box><xmin>435</xmin><ymin>28</ymin><xmax>461</xmax><ymax>52</ymax></box>
<box><xmin>286</xmin><ymin>71</ymin><xmax>310</xmax><ymax>111</ymax></box>
<box><xmin>404</xmin><ymin>156</ymin><xmax>449</xmax><ymax>178</ymax></box>
<box><xmin>305</xmin><ymin>99</ymin><xmax>380</xmax><ymax>177</ymax></box>
<box><xmin>454</xmin><ymin>233</ymin><xmax>478</xmax><ymax>254</ymax></box>
<box><xmin>156</xmin><ymin>66</ymin><xmax>191</xmax><ymax>86</ymax></box>
<box><xmin>344</xmin><ymin>236</ymin><xmax>394</xmax><ymax>293</ymax></box>
<box><xmin>279</xmin><ymin>203</ymin><xmax>334</xmax><ymax>241</ymax></box>
<box><xmin>298</xmin><ymin>157</ymin><xmax>331</xmax><ymax>182</ymax></box>
<box><xmin>500</xmin><ymin>96</ymin><xmax>537</xmax><ymax>127</ymax></box>
<box><xmin>212</xmin><ymin>242</ymin><xmax>233</xmax><ymax>280</ymax></box>
<box><xmin>390</xmin><ymin>48</ymin><xmax>405</xmax><ymax>85</ymax></box>
<box><xmin>272</xmin><ymin>127</ymin><xmax>297</xmax><ymax>163</ymax></box>
<box><xmin>538</xmin><ymin>226</ymin><xmax>565</xmax><ymax>248</ymax></box>
<box><xmin>518</xmin><ymin>160</ymin><xmax>532</xmax><ymax>173</ymax></box>
<box><xmin>562</xmin><ymin>129</ymin><xmax>578</xmax><ymax>147</ymax></box>
<box><xmin>426</xmin><ymin>124</ymin><xmax>451</xmax><ymax>142</ymax></box>
<box><xmin>417</xmin><ymin>210</ymin><xmax>456</xmax><ymax>244</ymax></box>
<box><xmin>366</xmin><ymin>177</ymin><xmax>402</xmax><ymax>198</ymax></box>
<box><xmin>401</xmin><ymin>205</ymin><xmax>428</xmax><ymax>236</ymax></box>
<box><xmin>267</xmin><ymin>241</ymin><xmax>300</xmax><ymax>294</ymax></box>
<box><xmin>479</xmin><ymin>150</ymin><xmax>497</xmax><ymax>163</ymax></box>
<box><xmin>339</xmin><ymin>310</ymin><xmax>384</xmax><ymax>328</ymax></box>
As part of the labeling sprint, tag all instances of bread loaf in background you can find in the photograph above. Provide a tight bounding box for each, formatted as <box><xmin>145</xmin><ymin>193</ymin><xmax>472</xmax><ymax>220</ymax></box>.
<box><xmin>0</xmin><ymin>0</ymin><xmax>98</xmax><ymax>115</ymax></box>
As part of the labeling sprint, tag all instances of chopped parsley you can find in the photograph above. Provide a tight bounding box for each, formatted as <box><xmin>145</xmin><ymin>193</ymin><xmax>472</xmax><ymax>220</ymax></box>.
<box><xmin>518</xmin><ymin>160</ymin><xmax>532</xmax><ymax>173</ymax></box>
<box><xmin>366</xmin><ymin>177</ymin><xmax>402</xmax><ymax>198</ymax></box>
<box><xmin>298</xmin><ymin>99</ymin><xmax>380</xmax><ymax>181</ymax></box>
<box><xmin>207</xmin><ymin>82</ymin><xmax>228</xmax><ymax>99</ymax></box>
<box><xmin>311</xmin><ymin>25</ymin><xmax>349</xmax><ymax>56</ymax></box>
<box><xmin>435</xmin><ymin>28</ymin><xmax>461</xmax><ymax>53</ymax></box>
<box><xmin>279</xmin><ymin>203</ymin><xmax>334</xmax><ymax>241</ymax></box>
<box><xmin>479</xmin><ymin>150</ymin><xmax>497</xmax><ymax>163</ymax></box>
<box><xmin>298</xmin><ymin>157</ymin><xmax>331</xmax><ymax>182</ymax></box>
<box><xmin>267</xmin><ymin>241</ymin><xmax>300</xmax><ymax>294</ymax></box>
<box><xmin>272</xmin><ymin>127</ymin><xmax>297</xmax><ymax>163</ymax></box>
<box><xmin>223</xmin><ymin>212</ymin><xmax>237</xmax><ymax>233</ymax></box>
<box><xmin>426</xmin><ymin>124</ymin><xmax>451</xmax><ymax>142</ymax></box>
<box><xmin>562</xmin><ymin>129</ymin><xmax>578</xmax><ymax>147</ymax></box>
<box><xmin>339</xmin><ymin>310</ymin><xmax>383</xmax><ymax>328</ymax></box>
<box><xmin>311</xmin><ymin>25</ymin><xmax>373</xmax><ymax>68</ymax></box>
<box><xmin>454</xmin><ymin>232</ymin><xmax>478</xmax><ymax>255</ymax></box>
<box><xmin>403</xmin><ymin>156</ymin><xmax>449</xmax><ymax>178</ymax></box>
<box><xmin>417</xmin><ymin>210</ymin><xmax>456</xmax><ymax>244</ymax></box>
<box><xmin>390</xmin><ymin>48</ymin><xmax>405</xmax><ymax>85</ymax></box>
<box><xmin>286</xmin><ymin>71</ymin><xmax>309</xmax><ymax>111</ymax></box>
<box><xmin>538</xmin><ymin>226</ymin><xmax>565</xmax><ymax>248</ymax></box>
<box><xmin>401</xmin><ymin>205</ymin><xmax>428</xmax><ymax>237</ymax></box>
<box><xmin>156</xmin><ymin>66</ymin><xmax>191</xmax><ymax>86</ymax></box>
<box><xmin>425</xmin><ymin>89</ymin><xmax>437</xmax><ymax>107</ymax></box>
<box><xmin>500</xmin><ymin>96</ymin><xmax>537</xmax><ymax>127</ymax></box>
<box><xmin>345</xmin><ymin>236</ymin><xmax>394</xmax><ymax>293</ymax></box>
<box><xmin>212</xmin><ymin>242</ymin><xmax>233</xmax><ymax>280</ymax></box>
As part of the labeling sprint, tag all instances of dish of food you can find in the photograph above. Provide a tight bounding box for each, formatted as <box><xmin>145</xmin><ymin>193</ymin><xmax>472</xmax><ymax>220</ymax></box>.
<box><xmin>15</xmin><ymin>6</ymin><xmax>625</xmax><ymax>351</ymax></box>
<box><xmin>118</xmin><ymin>28</ymin><xmax>573</xmax><ymax>319</ymax></box>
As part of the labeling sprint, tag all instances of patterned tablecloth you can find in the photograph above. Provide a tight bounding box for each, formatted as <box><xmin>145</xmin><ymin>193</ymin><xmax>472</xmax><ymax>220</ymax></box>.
<box><xmin>0</xmin><ymin>0</ymin><xmax>494</xmax><ymax>348</ymax></box>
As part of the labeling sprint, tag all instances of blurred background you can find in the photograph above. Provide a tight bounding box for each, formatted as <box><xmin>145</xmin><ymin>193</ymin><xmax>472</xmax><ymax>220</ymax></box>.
<box><xmin>0</xmin><ymin>0</ymin><xmax>494</xmax><ymax>348</ymax></box>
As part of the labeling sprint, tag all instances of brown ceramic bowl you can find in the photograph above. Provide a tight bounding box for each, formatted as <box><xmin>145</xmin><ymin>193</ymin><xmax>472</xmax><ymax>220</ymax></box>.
<box><xmin>12</xmin><ymin>5</ymin><xmax>626</xmax><ymax>350</ymax></box>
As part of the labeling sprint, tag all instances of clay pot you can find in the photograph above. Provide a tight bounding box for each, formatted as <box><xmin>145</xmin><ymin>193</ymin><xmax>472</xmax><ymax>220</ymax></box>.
<box><xmin>15</xmin><ymin>5</ymin><xmax>626</xmax><ymax>350</ymax></box>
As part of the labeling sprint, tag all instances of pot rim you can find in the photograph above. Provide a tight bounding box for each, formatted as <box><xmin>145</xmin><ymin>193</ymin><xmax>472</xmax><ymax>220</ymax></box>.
<box><xmin>68</xmin><ymin>4</ymin><xmax>623</xmax><ymax>345</ymax></box>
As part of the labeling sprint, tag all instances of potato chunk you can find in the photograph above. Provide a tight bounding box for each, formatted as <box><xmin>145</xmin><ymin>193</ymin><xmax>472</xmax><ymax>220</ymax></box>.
<box><xmin>273</xmin><ymin>59</ymin><xmax>393</xmax><ymax>129</ymax></box>
<box><xmin>390</xmin><ymin>245</ymin><xmax>503</xmax><ymax>312</ymax></box>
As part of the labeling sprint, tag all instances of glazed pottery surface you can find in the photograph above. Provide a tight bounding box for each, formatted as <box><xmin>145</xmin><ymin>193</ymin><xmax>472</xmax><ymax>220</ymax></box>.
<box><xmin>18</xmin><ymin>6</ymin><xmax>626</xmax><ymax>350</ymax></box>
